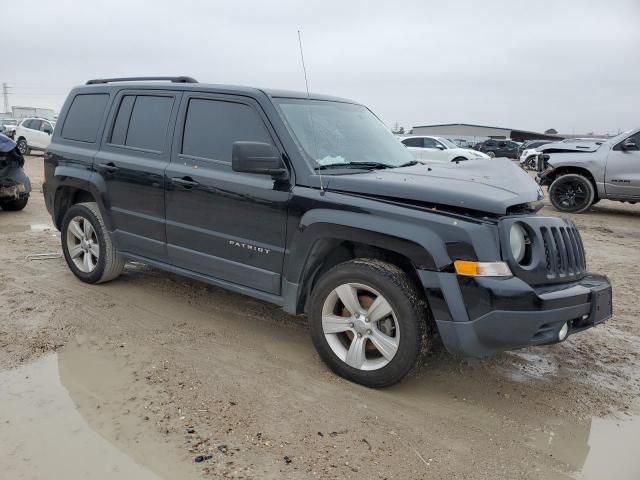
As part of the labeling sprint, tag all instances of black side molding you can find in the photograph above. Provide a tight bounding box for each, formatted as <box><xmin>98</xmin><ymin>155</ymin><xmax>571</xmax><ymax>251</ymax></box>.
<box><xmin>86</xmin><ymin>76</ymin><xmax>198</xmax><ymax>85</ymax></box>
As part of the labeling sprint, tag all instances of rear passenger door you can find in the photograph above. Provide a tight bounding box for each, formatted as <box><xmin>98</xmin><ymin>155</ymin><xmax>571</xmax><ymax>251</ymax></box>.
<box><xmin>164</xmin><ymin>93</ymin><xmax>290</xmax><ymax>295</ymax></box>
<box><xmin>94</xmin><ymin>90</ymin><xmax>181</xmax><ymax>261</ymax></box>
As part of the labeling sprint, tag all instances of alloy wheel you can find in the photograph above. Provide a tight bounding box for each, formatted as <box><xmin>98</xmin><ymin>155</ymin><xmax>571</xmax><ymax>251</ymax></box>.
<box><xmin>17</xmin><ymin>139</ymin><xmax>27</xmax><ymax>155</ymax></box>
<box><xmin>554</xmin><ymin>180</ymin><xmax>589</xmax><ymax>209</ymax></box>
<box><xmin>66</xmin><ymin>216</ymin><xmax>100</xmax><ymax>273</ymax></box>
<box><xmin>322</xmin><ymin>283</ymin><xmax>399</xmax><ymax>371</ymax></box>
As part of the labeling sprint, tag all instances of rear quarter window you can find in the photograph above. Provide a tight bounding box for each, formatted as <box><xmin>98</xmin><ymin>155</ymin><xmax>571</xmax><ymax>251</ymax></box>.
<box><xmin>61</xmin><ymin>93</ymin><xmax>109</xmax><ymax>143</ymax></box>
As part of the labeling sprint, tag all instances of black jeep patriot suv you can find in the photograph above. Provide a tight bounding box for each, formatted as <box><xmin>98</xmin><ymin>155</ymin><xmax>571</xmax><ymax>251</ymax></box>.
<box><xmin>43</xmin><ymin>77</ymin><xmax>612</xmax><ymax>387</ymax></box>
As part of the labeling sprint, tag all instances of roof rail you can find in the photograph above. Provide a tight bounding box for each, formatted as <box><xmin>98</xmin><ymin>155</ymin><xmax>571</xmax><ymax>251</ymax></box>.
<box><xmin>86</xmin><ymin>76</ymin><xmax>198</xmax><ymax>85</ymax></box>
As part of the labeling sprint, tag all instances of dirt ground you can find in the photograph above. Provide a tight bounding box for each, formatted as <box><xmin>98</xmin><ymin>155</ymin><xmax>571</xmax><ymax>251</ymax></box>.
<box><xmin>1</xmin><ymin>155</ymin><xmax>639</xmax><ymax>480</ymax></box>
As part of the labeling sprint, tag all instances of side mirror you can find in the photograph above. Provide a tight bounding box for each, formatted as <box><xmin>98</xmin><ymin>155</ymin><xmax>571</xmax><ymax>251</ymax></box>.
<box><xmin>435</xmin><ymin>145</ymin><xmax>445</xmax><ymax>150</ymax></box>
<box><xmin>622</xmin><ymin>138</ymin><xmax>638</xmax><ymax>150</ymax></box>
<box><xmin>232</xmin><ymin>141</ymin><xmax>288</xmax><ymax>178</ymax></box>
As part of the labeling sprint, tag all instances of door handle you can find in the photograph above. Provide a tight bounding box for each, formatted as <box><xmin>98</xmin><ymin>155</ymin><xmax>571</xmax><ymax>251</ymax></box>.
<box><xmin>97</xmin><ymin>162</ymin><xmax>119</xmax><ymax>173</ymax></box>
<box><xmin>171</xmin><ymin>176</ymin><xmax>199</xmax><ymax>188</ymax></box>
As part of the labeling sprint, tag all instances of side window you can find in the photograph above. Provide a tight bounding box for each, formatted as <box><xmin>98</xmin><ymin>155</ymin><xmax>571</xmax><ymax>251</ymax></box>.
<box><xmin>181</xmin><ymin>98</ymin><xmax>273</xmax><ymax>163</ymax></box>
<box><xmin>41</xmin><ymin>122</ymin><xmax>53</xmax><ymax>134</ymax></box>
<box><xmin>61</xmin><ymin>94</ymin><xmax>110</xmax><ymax>143</ymax></box>
<box><xmin>120</xmin><ymin>96</ymin><xmax>174</xmax><ymax>152</ymax></box>
<box><xmin>31</xmin><ymin>120</ymin><xmax>43</xmax><ymax>131</ymax></box>
<box><xmin>401</xmin><ymin>137</ymin><xmax>422</xmax><ymax>148</ymax></box>
<box><xmin>423</xmin><ymin>137</ymin><xmax>439</xmax><ymax>148</ymax></box>
<box><xmin>485</xmin><ymin>140</ymin><xmax>496</xmax><ymax>147</ymax></box>
<box><xmin>22</xmin><ymin>119</ymin><xmax>34</xmax><ymax>129</ymax></box>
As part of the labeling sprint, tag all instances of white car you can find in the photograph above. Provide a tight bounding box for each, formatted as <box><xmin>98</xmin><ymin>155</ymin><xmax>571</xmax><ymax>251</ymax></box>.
<box><xmin>14</xmin><ymin>117</ymin><xmax>56</xmax><ymax>155</ymax></box>
<box><xmin>400</xmin><ymin>136</ymin><xmax>489</xmax><ymax>163</ymax></box>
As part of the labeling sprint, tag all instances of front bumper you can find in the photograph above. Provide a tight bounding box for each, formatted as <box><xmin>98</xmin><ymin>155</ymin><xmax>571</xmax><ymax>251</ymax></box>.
<box><xmin>420</xmin><ymin>271</ymin><xmax>612</xmax><ymax>357</ymax></box>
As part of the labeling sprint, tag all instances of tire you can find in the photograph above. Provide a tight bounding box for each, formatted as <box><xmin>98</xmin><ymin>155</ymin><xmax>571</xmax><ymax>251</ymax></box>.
<box><xmin>0</xmin><ymin>195</ymin><xmax>29</xmax><ymax>211</ymax></box>
<box><xmin>549</xmin><ymin>174</ymin><xmax>595</xmax><ymax>213</ymax></box>
<box><xmin>451</xmin><ymin>156</ymin><xmax>468</xmax><ymax>162</ymax></box>
<box><xmin>61</xmin><ymin>202</ymin><xmax>125</xmax><ymax>283</ymax></box>
<box><xmin>487</xmin><ymin>151</ymin><xmax>496</xmax><ymax>158</ymax></box>
<box><xmin>308</xmin><ymin>259</ymin><xmax>429</xmax><ymax>387</ymax></box>
<box><xmin>525</xmin><ymin>156</ymin><xmax>537</xmax><ymax>171</ymax></box>
<box><xmin>16</xmin><ymin>138</ymin><xmax>29</xmax><ymax>155</ymax></box>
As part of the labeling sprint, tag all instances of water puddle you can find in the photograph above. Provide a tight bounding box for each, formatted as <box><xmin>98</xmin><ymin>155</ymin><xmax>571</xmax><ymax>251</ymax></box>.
<box><xmin>530</xmin><ymin>411</ymin><xmax>640</xmax><ymax>479</ymax></box>
<box><xmin>0</xmin><ymin>353</ymin><xmax>166</xmax><ymax>479</ymax></box>
<box><xmin>0</xmin><ymin>223</ymin><xmax>53</xmax><ymax>233</ymax></box>
<box><xmin>29</xmin><ymin>223</ymin><xmax>53</xmax><ymax>232</ymax></box>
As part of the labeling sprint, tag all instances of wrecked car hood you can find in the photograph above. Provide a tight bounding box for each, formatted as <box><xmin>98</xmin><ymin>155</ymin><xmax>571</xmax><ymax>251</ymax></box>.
<box><xmin>538</xmin><ymin>141</ymin><xmax>602</xmax><ymax>153</ymax></box>
<box><xmin>325</xmin><ymin>158</ymin><xmax>543</xmax><ymax>215</ymax></box>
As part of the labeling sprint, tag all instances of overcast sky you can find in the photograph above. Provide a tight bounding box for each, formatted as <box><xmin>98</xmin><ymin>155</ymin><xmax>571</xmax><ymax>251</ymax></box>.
<box><xmin>5</xmin><ymin>0</ymin><xmax>639</xmax><ymax>134</ymax></box>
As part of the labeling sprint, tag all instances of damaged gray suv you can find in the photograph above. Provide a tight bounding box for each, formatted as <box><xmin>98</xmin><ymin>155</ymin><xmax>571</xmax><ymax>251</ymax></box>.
<box><xmin>537</xmin><ymin>128</ymin><xmax>640</xmax><ymax>213</ymax></box>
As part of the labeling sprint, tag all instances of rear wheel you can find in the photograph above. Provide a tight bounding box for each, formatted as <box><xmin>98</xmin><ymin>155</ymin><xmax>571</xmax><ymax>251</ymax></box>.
<box><xmin>308</xmin><ymin>259</ymin><xmax>429</xmax><ymax>387</ymax></box>
<box><xmin>549</xmin><ymin>173</ymin><xmax>595</xmax><ymax>213</ymax></box>
<box><xmin>61</xmin><ymin>202</ymin><xmax>125</xmax><ymax>283</ymax></box>
<box><xmin>487</xmin><ymin>151</ymin><xmax>496</xmax><ymax>158</ymax></box>
<box><xmin>0</xmin><ymin>195</ymin><xmax>29</xmax><ymax>211</ymax></box>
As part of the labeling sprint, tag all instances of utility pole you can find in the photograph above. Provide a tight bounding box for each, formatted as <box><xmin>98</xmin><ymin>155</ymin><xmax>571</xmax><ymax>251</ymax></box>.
<box><xmin>1</xmin><ymin>83</ymin><xmax>9</xmax><ymax>114</ymax></box>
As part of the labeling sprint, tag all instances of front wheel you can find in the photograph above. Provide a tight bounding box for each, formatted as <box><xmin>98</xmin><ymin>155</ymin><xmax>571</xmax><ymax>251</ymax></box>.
<box><xmin>61</xmin><ymin>202</ymin><xmax>125</xmax><ymax>283</ymax></box>
<box><xmin>549</xmin><ymin>173</ymin><xmax>595</xmax><ymax>213</ymax></box>
<box><xmin>0</xmin><ymin>195</ymin><xmax>29</xmax><ymax>211</ymax></box>
<box><xmin>451</xmin><ymin>156</ymin><xmax>468</xmax><ymax>162</ymax></box>
<box><xmin>308</xmin><ymin>259</ymin><xmax>429</xmax><ymax>387</ymax></box>
<box><xmin>487</xmin><ymin>151</ymin><xmax>496</xmax><ymax>158</ymax></box>
<box><xmin>16</xmin><ymin>138</ymin><xmax>29</xmax><ymax>155</ymax></box>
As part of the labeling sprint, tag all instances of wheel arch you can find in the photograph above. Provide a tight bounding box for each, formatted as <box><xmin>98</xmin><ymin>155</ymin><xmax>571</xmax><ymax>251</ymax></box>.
<box><xmin>282</xmin><ymin>217</ymin><xmax>441</xmax><ymax>315</ymax></box>
<box><xmin>548</xmin><ymin>166</ymin><xmax>599</xmax><ymax>200</ymax></box>
<box><xmin>52</xmin><ymin>174</ymin><xmax>113</xmax><ymax>231</ymax></box>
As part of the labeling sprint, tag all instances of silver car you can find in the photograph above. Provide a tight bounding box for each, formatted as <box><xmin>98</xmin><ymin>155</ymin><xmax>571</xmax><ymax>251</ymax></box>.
<box><xmin>537</xmin><ymin>128</ymin><xmax>640</xmax><ymax>212</ymax></box>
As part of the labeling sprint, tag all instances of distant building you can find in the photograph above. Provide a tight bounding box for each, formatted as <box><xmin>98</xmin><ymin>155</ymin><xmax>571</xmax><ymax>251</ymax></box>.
<box><xmin>12</xmin><ymin>106</ymin><xmax>57</xmax><ymax>121</ymax></box>
<box><xmin>410</xmin><ymin>123</ymin><xmax>563</xmax><ymax>143</ymax></box>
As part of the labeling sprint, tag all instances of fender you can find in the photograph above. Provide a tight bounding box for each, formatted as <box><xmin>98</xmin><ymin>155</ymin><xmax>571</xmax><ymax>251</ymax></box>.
<box><xmin>281</xmin><ymin>206</ymin><xmax>500</xmax><ymax>314</ymax></box>
<box><xmin>52</xmin><ymin>165</ymin><xmax>115</xmax><ymax>232</ymax></box>
<box><xmin>545</xmin><ymin>154</ymin><xmax>607</xmax><ymax>196</ymax></box>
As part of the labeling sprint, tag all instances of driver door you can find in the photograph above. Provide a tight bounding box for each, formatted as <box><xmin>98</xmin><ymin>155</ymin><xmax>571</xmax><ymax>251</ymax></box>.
<box><xmin>605</xmin><ymin>131</ymin><xmax>640</xmax><ymax>199</ymax></box>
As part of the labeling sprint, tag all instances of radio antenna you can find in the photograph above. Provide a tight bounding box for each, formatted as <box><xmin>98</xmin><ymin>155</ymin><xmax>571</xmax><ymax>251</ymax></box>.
<box><xmin>297</xmin><ymin>29</ymin><xmax>324</xmax><ymax>192</ymax></box>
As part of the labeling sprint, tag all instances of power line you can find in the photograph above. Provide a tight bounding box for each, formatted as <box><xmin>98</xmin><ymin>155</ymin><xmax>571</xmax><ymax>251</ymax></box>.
<box><xmin>2</xmin><ymin>83</ymin><xmax>9</xmax><ymax>113</ymax></box>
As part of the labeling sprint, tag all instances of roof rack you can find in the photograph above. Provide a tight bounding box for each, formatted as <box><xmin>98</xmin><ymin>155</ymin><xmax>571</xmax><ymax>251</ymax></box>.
<box><xmin>86</xmin><ymin>76</ymin><xmax>198</xmax><ymax>85</ymax></box>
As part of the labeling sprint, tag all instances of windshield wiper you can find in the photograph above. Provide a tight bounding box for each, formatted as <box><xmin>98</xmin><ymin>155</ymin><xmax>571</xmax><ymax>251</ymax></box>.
<box><xmin>397</xmin><ymin>160</ymin><xmax>419</xmax><ymax>167</ymax></box>
<box><xmin>316</xmin><ymin>161</ymin><xmax>418</xmax><ymax>171</ymax></box>
<box><xmin>317</xmin><ymin>162</ymin><xmax>387</xmax><ymax>171</ymax></box>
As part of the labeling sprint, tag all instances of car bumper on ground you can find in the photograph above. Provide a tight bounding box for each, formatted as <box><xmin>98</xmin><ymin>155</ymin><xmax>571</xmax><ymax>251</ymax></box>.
<box><xmin>419</xmin><ymin>270</ymin><xmax>612</xmax><ymax>357</ymax></box>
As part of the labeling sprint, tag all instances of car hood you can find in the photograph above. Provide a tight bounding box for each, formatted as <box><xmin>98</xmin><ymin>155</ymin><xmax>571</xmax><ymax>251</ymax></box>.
<box><xmin>325</xmin><ymin>158</ymin><xmax>543</xmax><ymax>215</ymax></box>
<box><xmin>539</xmin><ymin>141</ymin><xmax>602</xmax><ymax>153</ymax></box>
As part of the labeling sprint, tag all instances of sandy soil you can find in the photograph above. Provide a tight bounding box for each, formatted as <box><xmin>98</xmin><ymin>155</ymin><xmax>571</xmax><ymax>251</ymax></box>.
<box><xmin>1</xmin><ymin>156</ymin><xmax>639</xmax><ymax>479</ymax></box>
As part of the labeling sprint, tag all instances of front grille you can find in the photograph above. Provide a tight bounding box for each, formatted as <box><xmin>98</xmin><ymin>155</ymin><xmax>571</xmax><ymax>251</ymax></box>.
<box><xmin>501</xmin><ymin>217</ymin><xmax>587</xmax><ymax>285</ymax></box>
<box><xmin>540</xmin><ymin>225</ymin><xmax>586</xmax><ymax>279</ymax></box>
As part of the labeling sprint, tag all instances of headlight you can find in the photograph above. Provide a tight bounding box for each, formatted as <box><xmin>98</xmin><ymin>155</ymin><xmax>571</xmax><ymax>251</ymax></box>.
<box><xmin>510</xmin><ymin>223</ymin><xmax>527</xmax><ymax>263</ymax></box>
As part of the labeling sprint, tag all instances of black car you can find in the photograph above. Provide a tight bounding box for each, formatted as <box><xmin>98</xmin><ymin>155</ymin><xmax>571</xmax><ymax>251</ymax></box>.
<box><xmin>475</xmin><ymin>139</ymin><xmax>520</xmax><ymax>158</ymax></box>
<box><xmin>43</xmin><ymin>77</ymin><xmax>612</xmax><ymax>387</ymax></box>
